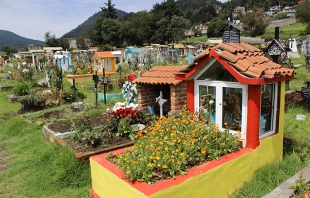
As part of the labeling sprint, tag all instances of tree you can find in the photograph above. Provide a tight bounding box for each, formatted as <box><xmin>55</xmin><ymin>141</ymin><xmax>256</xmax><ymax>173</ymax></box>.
<box><xmin>120</xmin><ymin>11</ymin><xmax>153</xmax><ymax>46</ymax></box>
<box><xmin>296</xmin><ymin>0</ymin><xmax>310</xmax><ymax>34</ymax></box>
<box><xmin>76</xmin><ymin>36</ymin><xmax>87</xmax><ymax>50</ymax></box>
<box><xmin>241</xmin><ymin>8</ymin><xmax>269</xmax><ymax>37</ymax></box>
<box><xmin>150</xmin><ymin>0</ymin><xmax>188</xmax><ymax>43</ymax></box>
<box><xmin>207</xmin><ymin>19</ymin><xmax>227</xmax><ymax>38</ymax></box>
<box><xmin>170</xmin><ymin>15</ymin><xmax>191</xmax><ymax>42</ymax></box>
<box><xmin>2</xmin><ymin>44</ymin><xmax>16</xmax><ymax>56</ymax></box>
<box><xmin>58</xmin><ymin>38</ymin><xmax>70</xmax><ymax>50</ymax></box>
<box><xmin>100</xmin><ymin>0</ymin><xmax>117</xmax><ymax>20</ymax></box>
<box><xmin>101</xmin><ymin>18</ymin><xmax>121</xmax><ymax>46</ymax></box>
<box><xmin>91</xmin><ymin>0</ymin><xmax>119</xmax><ymax>46</ymax></box>
<box><xmin>44</xmin><ymin>31</ymin><xmax>59</xmax><ymax>47</ymax></box>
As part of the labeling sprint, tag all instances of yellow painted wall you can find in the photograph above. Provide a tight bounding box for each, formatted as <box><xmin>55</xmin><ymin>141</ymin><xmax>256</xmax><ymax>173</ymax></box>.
<box><xmin>90</xmin><ymin>159</ymin><xmax>148</xmax><ymax>198</ymax></box>
<box><xmin>90</xmin><ymin>81</ymin><xmax>286</xmax><ymax>198</ymax></box>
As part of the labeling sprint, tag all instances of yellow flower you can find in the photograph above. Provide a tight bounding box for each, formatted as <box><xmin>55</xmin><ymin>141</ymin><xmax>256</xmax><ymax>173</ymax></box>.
<box><xmin>164</xmin><ymin>147</ymin><xmax>169</xmax><ymax>151</ymax></box>
<box><xmin>201</xmin><ymin>148</ymin><xmax>206</xmax><ymax>154</ymax></box>
<box><xmin>148</xmin><ymin>163</ymin><xmax>154</xmax><ymax>168</ymax></box>
<box><xmin>162</xmin><ymin>164</ymin><xmax>168</xmax><ymax>169</ymax></box>
<box><xmin>238</xmin><ymin>130</ymin><xmax>242</xmax><ymax>137</ymax></box>
<box><xmin>155</xmin><ymin>156</ymin><xmax>160</xmax><ymax>161</ymax></box>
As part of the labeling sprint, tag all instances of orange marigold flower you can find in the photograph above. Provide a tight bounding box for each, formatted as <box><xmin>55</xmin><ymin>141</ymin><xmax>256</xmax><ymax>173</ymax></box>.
<box><xmin>164</xmin><ymin>147</ymin><xmax>169</xmax><ymax>151</ymax></box>
<box><xmin>237</xmin><ymin>130</ymin><xmax>242</xmax><ymax>137</ymax></box>
<box><xmin>133</xmin><ymin>161</ymin><xmax>137</xmax><ymax>165</ymax></box>
<box><xmin>156</xmin><ymin>146</ymin><xmax>161</xmax><ymax>151</ymax></box>
<box><xmin>193</xmin><ymin>139</ymin><xmax>198</xmax><ymax>143</ymax></box>
<box><xmin>201</xmin><ymin>148</ymin><xmax>206</xmax><ymax>154</ymax></box>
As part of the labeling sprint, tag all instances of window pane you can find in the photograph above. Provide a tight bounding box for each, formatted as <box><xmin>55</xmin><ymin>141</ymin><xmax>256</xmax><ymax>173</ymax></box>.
<box><xmin>260</xmin><ymin>84</ymin><xmax>275</xmax><ymax>135</ymax></box>
<box><xmin>199</xmin><ymin>85</ymin><xmax>216</xmax><ymax>123</ymax></box>
<box><xmin>197</xmin><ymin>60</ymin><xmax>238</xmax><ymax>82</ymax></box>
<box><xmin>222</xmin><ymin>87</ymin><xmax>242</xmax><ymax>131</ymax></box>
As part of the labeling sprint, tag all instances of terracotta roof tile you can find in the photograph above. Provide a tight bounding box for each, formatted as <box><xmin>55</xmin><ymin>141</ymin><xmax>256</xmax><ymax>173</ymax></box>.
<box><xmin>133</xmin><ymin>66</ymin><xmax>187</xmax><ymax>85</ymax></box>
<box><xmin>219</xmin><ymin>50</ymin><xmax>240</xmax><ymax>63</ymax></box>
<box><xmin>233</xmin><ymin>59</ymin><xmax>252</xmax><ymax>72</ymax></box>
<box><xmin>194</xmin><ymin>49</ymin><xmax>210</xmax><ymax>62</ymax></box>
<box><xmin>214</xmin><ymin>42</ymin><xmax>294</xmax><ymax>79</ymax></box>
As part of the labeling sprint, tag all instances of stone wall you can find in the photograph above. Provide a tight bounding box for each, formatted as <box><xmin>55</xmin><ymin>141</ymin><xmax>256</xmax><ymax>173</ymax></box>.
<box><xmin>137</xmin><ymin>81</ymin><xmax>187</xmax><ymax>115</ymax></box>
<box><xmin>170</xmin><ymin>81</ymin><xmax>187</xmax><ymax>111</ymax></box>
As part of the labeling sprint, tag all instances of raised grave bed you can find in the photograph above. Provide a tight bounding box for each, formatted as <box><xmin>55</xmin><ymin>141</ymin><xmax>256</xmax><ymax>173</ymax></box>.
<box><xmin>90</xmin><ymin>133</ymin><xmax>284</xmax><ymax>198</ymax></box>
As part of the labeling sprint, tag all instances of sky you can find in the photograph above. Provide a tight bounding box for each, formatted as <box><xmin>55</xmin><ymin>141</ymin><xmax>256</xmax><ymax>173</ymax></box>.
<box><xmin>0</xmin><ymin>0</ymin><xmax>164</xmax><ymax>41</ymax></box>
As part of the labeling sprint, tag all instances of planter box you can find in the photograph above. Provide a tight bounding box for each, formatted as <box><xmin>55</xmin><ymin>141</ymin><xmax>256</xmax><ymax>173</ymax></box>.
<box><xmin>55</xmin><ymin>138</ymin><xmax>133</xmax><ymax>161</ymax></box>
<box><xmin>43</xmin><ymin>124</ymin><xmax>76</xmax><ymax>142</ymax></box>
<box><xmin>0</xmin><ymin>85</ymin><xmax>13</xmax><ymax>91</ymax></box>
<box><xmin>7</xmin><ymin>94</ymin><xmax>22</xmax><ymax>103</ymax></box>
<box><xmin>90</xmin><ymin>133</ymin><xmax>284</xmax><ymax>198</ymax></box>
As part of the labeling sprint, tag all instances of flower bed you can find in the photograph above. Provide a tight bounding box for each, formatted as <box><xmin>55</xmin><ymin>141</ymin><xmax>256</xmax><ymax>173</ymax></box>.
<box><xmin>90</xmin><ymin>106</ymin><xmax>285</xmax><ymax>197</ymax></box>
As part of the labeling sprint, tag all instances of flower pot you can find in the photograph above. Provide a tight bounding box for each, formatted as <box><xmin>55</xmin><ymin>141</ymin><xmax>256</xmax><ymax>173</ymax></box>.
<box><xmin>130</xmin><ymin>124</ymin><xmax>145</xmax><ymax>132</ymax></box>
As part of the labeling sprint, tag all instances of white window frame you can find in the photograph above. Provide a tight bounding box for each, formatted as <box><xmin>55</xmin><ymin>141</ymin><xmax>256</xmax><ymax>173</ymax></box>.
<box><xmin>259</xmin><ymin>83</ymin><xmax>278</xmax><ymax>139</ymax></box>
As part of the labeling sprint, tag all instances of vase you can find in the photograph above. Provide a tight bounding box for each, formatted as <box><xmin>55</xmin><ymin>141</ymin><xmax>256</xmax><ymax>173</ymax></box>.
<box><xmin>209</xmin><ymin>112</ymin><xmax>216</xmax><ymax>123</ymax></box>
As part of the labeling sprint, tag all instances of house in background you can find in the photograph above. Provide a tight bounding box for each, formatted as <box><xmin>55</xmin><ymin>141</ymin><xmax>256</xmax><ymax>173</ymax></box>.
<box><xmin>90</xmin><ymin>51</ymin><xmax>116</xmax><ymax>76</ymax></box>
<box><xmin>184</xmin><ymin>45</ymin><xmax>196</xmax><ymax>56</ymax></box>
<box><xmin>54</xmin><ymin>51</ymin><xmax>71</xmax><ymax>71</ymax></box>
<box><xmin>282</xmin><ymin>6</ymin><xmax>296</xmax><ymax>18</ymax></box>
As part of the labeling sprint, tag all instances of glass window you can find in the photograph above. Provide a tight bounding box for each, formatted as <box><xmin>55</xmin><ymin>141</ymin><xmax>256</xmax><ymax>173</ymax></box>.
<box><xmin>197</xmin><ymin>60</ymin><xmax>238</xmax><ymax>82</ymax></box>
<box><xmin>222</xmin><ymin>87</ymin><xmax>243</xmax><ymax>131</ymax></box>
<box><xmin>260</xmin><ymin>84</ymin><xmax>276</xmax><ymax>136</ymax></box>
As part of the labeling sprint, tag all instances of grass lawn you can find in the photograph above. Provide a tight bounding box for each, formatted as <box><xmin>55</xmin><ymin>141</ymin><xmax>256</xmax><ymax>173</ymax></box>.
<box><xmin>261</xmin><ymin>22</ymin><xmax>307</xmax><ymax>39</ymax></box>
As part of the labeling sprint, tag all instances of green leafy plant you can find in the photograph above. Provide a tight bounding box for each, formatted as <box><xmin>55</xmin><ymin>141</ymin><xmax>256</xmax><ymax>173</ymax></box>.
<box><xmin>290</xmin><ymin>179</ymin><xmax>310</xmax><ymax>197</ymax></box>
<box><xmin>69</xmin><ymin>114</ymin><xmax>111</xmax><ymax>149</ymax></box>
<box><xmin>117</xmin><ymin>118</ymin><xmax>133</xmax><ymax>139</ymax></box>
<box><xmin>12</xmin><ymin>81</ymin><xmax>32</xmax><ymax>96</ymax></box>
<box><xmin>108</xmin><ymin>107</ymin><xmax>240</xmax><ymax>183</ymax></box>
<box><xmin>61</xmin><ymin>90</ymin><xmax>86</xmax><ymax>102</ymax></box>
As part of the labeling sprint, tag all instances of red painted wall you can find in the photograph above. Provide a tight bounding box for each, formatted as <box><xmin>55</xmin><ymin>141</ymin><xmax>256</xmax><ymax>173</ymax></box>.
<box><xmin>187</xmin><ymin>80</ymin><xmax>195</xmax><ymax>112</ymax></box>
<box><xmin>247</xmin><ymin>85</ymin><xmax>261</xmax><ymax>149</ymax></box>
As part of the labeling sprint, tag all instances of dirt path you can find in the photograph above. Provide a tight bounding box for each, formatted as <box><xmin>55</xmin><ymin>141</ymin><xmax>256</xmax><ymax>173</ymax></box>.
<box><xmin>267</xmin><ymin>18</ymin><xmax>296</xmax><ymax>29</ymax></box>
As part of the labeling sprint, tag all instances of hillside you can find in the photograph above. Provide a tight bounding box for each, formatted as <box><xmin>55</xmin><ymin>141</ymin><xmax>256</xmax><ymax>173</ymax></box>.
<box><xmin>0</xmin><ymin>30</ymin><xmax>44</xmax><ymax>50</ymax></box>
<box><xmin>61</xmin><ymin>9</ymin><xmax>128</xmax><ymax>38</ymax></box>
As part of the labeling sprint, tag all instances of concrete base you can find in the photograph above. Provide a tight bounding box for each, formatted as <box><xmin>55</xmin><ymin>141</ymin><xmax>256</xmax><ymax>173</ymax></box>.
<box><xmin>263</xmin><ymin>164</ymin><xmax>310</xmax><ymax>198</ymax></box>
<box><xmin>43</xmin><ymin>124</ymin><xmax>76</xmax><ymax>142</ymax></box>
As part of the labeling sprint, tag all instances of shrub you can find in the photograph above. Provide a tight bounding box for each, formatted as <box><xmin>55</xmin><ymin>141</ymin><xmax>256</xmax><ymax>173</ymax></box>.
<box><xmin>69</xmin><ymin>114</ymin><xmax>111</xmax><ymax>148</ymax></box>
<box><xmin>13</xmin><ymin>81</ymin><xmax>32</xmax><ymax>96</ymax></box>
<box><xmin>108</xmin><ymin>107</ymin><xmax>240</xmax><ymax>183</ymax></box>
<box><xmin>18</xmin><ymin>94</ymin><xmax>44</xmax><ymax>108</ymax></box>
<box><xmin>62</xmin><ymin>90</ymin><xmax>86</xmax><ymax>102</ymax></box>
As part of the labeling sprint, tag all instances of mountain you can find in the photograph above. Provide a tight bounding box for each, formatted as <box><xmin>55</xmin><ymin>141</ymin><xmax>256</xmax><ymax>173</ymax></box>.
<box><xmin>61</xmin><ymin>9</ymin><xmax>128</xmax><ymax>38</ymax></box>
<box><xmin>0</xmin><ymin>30</ymin><xmax>44</xmax><ymax>50</ymax></box>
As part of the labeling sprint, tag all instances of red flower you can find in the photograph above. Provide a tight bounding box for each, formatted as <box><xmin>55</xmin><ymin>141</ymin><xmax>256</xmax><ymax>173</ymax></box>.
<box><xmin>127</xmin><ymin>73</ymin><xmax>136</xmax><ymax>82</ymax></box>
